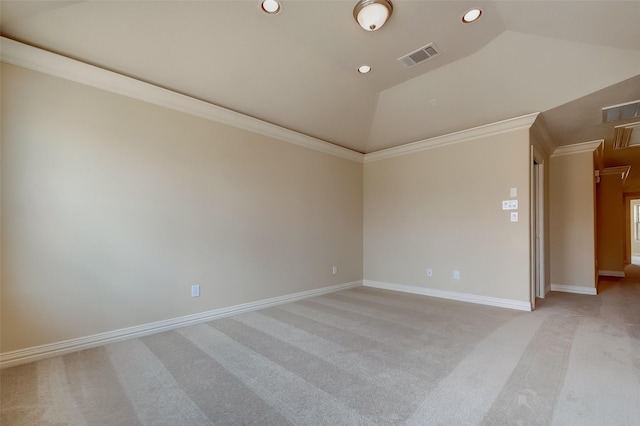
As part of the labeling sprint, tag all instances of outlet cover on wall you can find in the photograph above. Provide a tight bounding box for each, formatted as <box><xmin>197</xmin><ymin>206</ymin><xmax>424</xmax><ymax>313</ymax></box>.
<box><xmin>191</xmin><ymin>284</ymin><xmax>200</xmax><ymax>298</ymax></box>
<box><xmin>453</xmin><ymin>271</ymin><xmax>460</xmax><ymax>280</ymax></box>
<box><xmin>427</xmin><ymin>268</ymin><xmax>433</xmax><ymax>277</ymax></box>
<box><xmin>332</xmin><ymin>266</ymin><xmax>338</xmax><ymax>275</ymax></box>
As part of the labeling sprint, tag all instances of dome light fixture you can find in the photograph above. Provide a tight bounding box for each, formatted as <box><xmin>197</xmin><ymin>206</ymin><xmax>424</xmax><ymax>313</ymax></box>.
<box><xmin>353</xmin><ymin>0</ymin><xmax>393</xmax><ymax>32</ymax></box>
<box><xmin>462</xmin><ymin>8</ymin><xmax>482</xmax><ymax>24</ymax></box>
<box><xmin>358</xmin><ymin>65</ymin><xmax>372</xmax><ymax>74</ymax></box>
<box><xmin>261</xmin><ymin>0</ymin><xmax>281</xmax><ymax>15</ymax></box>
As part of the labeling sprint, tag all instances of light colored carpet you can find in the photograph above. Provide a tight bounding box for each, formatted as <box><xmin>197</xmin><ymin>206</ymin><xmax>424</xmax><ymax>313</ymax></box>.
<box><xmin>2</xmin><ymin>281</ymin><xmax>639</xmax><ymax>425</ymax></box>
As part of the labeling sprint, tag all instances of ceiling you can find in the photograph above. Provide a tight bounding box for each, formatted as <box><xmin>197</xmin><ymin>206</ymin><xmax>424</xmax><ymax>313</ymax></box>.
<box><xmin>1</xmin><ymin>1</ymin><xmax>640</xmax><ymax>178</ymax></box>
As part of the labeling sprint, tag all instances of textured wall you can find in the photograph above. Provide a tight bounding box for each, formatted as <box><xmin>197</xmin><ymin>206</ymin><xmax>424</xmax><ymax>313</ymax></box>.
<box><xmin>596</xmin><ymin>171</ymin><xmax>625</xmax><ymax>274</ymax></box>
<box><xmin>363</xmin><ymin>128</ymin><xmax>532</xmax><ymax>302</ymax></box>
<box><xmin>1</xmin><ymin>63</ymin><xmax>363</xmax><ymax>352</ymax></box>
<box><xmin>549</xmin><ymin>151</ymin><xmax>596</xmax><ymax>288</ymax></box>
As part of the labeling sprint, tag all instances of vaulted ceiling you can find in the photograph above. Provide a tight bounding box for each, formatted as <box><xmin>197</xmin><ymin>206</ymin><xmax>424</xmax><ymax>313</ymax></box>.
<box><xmin>1</xmin><ymin>0</ymin><xmax>639</xmax><ymax>159</ymax></box>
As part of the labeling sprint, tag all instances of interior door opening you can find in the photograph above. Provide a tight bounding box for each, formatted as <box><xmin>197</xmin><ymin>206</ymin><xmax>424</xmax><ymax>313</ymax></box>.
<box><xmin>532</xmin><ymin>154</ymin><xmax>545</xmax><ymax>304</ymax></box>
<box><xmin>626</xmin><ymin>197</ymin><xmax>640</xmax><ymax>265</ymax></box>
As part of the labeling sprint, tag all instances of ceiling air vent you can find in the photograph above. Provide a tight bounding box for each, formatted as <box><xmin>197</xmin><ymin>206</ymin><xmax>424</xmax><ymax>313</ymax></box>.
<box><xmin>602</xmin><ymin>100</ymin><xmax>640</xmax><ymax>123</ymax></box>
<box><xmin>398</xmin><ymin>43</ymin><xmax>441</xmax><ymax>68</ymax></box>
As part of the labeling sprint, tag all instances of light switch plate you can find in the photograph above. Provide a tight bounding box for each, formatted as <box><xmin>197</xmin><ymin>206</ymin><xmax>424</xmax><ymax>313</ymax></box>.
<box><xmin>502</xmin><ymin>200</ymin><xmax>518</xmax><ymax>210</ymax></box>
<box><xmin>510</xmin><ymin>212</ymin><xmax>518</xmax><ymax>222</ymax></box>
<box><xmin>510</xmin><ymin>187</ymin><xmax>518</xmax><ymax>197</ymax></box>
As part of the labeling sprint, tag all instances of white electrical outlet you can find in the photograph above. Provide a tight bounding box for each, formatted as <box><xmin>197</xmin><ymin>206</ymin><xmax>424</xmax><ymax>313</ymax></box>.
<box><xmin>191</xmin><ymin>284</ymin><xmax>200</xmax><ymax>298</ymax></box>
<box><xmin>332</xmin><ymin>266</ymin><xmax>338</xmax><ymax>275</ymax></box>
<box><xmin>453</xmin><ymin>270</ymin><xmax>460</xmax><ymax>280</ymax></box>
<box><xmin>427</xmin><ymin>268</ymin><xmax>433</xmax><ymax>277</ymax></box>
<box><xmin>510</xmin><ymin>187</ymin><xmax>518</xmax><ymax>197</ymax></box>
<box><xmin>510</xmin><ymin>212</ymin><xmax>518</xmax><ymax>222</ymax></box>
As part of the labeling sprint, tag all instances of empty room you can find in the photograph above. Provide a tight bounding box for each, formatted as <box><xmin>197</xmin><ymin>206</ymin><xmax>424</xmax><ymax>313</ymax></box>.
<box><xmin>1</xmin><ymin>1</ymin><xmax>640</xmax><ymax>424</ymax></box>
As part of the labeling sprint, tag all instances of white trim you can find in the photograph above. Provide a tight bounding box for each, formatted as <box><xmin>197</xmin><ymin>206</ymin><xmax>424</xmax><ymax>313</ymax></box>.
<box><xmin>551</xmin><ymin>140</ymin><xmax>603</xmax><ymax>157</ymax></box>
<box><xmin>0</xmin><ymin>281</ymin><xmax>362</xmax><ymax>369</ymax></box>
<box><xmin>550</xmin><ymin>284</ymin><xmax>598</xmax><ymax>295</ymax></box>
<box><xmin>0</xmin><ymin>37</ymin><xmax>364</xmax><ymax>163</ymax></box>
<box><xmin>530</xmin><ymin>115</ymin><xmax>556</xmax><ymax>158</ymax></box>
<box><xmin>597</xmin><ymin>270</ymin><xmax>626</xmax><ymax>278</ymax></box>
<box><xmin>363</xmin><ymin>113</ymin><xmax>539</xmax><ymax>163</ymax></box>
<box><xmin>363</xmin><ymin>280</ymin><xmax>532</xmax><ymax>311</ymax></box>
<box><xmin>531</xmin><ymin>147</ymin><xmax>546</xmax><ymax>303</ymax></box>
<box><xmin>600</xmin><ymin>166</ymin><xmax>631</xmax><ymax>183</ymax></box>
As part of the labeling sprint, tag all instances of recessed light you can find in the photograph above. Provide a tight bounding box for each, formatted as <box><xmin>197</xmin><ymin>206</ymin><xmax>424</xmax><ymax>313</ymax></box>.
<box><xmin>462</xmin><ymin>8</ymin><xmax>482</xmax><ymax>23</ymax></box>
<box><xmin>358</xmin><ymin>65</ymin><xmax>372</xmax><ymax>74</ymax></box>
<box><xmin>261</xmin><ymin>0</ymin><xmax>281</xmax><ymax>14</ymax></box>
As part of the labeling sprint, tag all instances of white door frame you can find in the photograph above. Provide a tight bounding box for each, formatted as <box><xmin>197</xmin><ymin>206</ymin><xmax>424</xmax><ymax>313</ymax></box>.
<box><xmin>531</xmin><ymin>147</ymin><xmax>545</xmax><ymax>305</ymax></box>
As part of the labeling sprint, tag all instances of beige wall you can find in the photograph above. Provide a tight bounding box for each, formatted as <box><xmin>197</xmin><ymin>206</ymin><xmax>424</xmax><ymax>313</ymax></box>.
<box><xmin>549</xmin><ymin>151</ymin><xmax>596</xmax><ymax>288</ymax></box>
<box><xmin>597</xmin><ymin>171</ymin><xmax>625</xmax><ymax>273</ymax></box>
<box><xmin>1</xmin><ymin>64</ymin><xmax>363</xmax><ymax>352</ymax></box>
<box><xmin>363</xmin><ymin>129</ymin><xmax>532</xmax><ymax>303</ymax></box>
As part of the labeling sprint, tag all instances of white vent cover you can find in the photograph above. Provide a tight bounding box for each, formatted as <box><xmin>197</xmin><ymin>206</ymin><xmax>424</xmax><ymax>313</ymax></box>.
<box><xmin>398</xmin><ymin>43</ymin><xmax>441</xmax><ymax>68</ymax></box>
<box><xmin>602</xmin><ymin>100</ymin><xmax>640</xmax><ymax>123</ymax></box>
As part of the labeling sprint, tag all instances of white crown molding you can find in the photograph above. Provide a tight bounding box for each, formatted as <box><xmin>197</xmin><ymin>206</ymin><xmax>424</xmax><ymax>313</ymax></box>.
<box><xmin>551</xmin><ymin>140</ymin><xmax>603</xmax><ymax>157</ymax></box>
<box><xmin>550</xmin><ymin>283</ymin><xmax>598</xmax><ymax>295</ymax></box>
<box><xmin>0</xmin><ymin>37</ymin><xmax>364</xmax><ymax>163</ymax></box>
<box><xmin>363</xmin><ymin>113</ymin><xmax>540</xmax><ymax>163</ymax></box>
<box><xmin>600</xmin><ymin>166</ymin><xmax>631</xmax><ymax>183</ymax></box>
<box><xmin>0</xmin><ymin>280</ymin><xmax>362</xmax><ymax>368</ymax></box>
<box><xmin>594</xmin><ymin>141</ymin><xmax>605</xmax><ymax>170</ymax></box>
<box><xmin>530</xmin><ymin>114</ymin><xmax>556</xmax><ymax>158</ymax></box>
<box><xmin>363</xmin><ymin>280</ymin><xmax>532</xmax><ymax>311</ymax></box>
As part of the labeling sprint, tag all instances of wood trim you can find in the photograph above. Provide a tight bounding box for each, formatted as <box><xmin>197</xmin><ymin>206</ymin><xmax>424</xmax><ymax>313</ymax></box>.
<box><xmin>363</xmin><ymin>280</ymin><xmax>532</xmax><ymax>311</ymax></box>
<box><xmin>363</xmin><ymin>113</ymin><xmax>540</xmax><ymax>163</ymax></box>
<box><xmin>597</xmin><ymin>270</ymin><xmax>625</xmax><ymax>278</ymax></box>
<box><xmin>551</xmin><ymin>140</ymin><xmax>603</xmax><ymax>157</ymax></box>
<box><xmin>550</xmin><ymin>284</ymin><xmax>598</xmax><ymax>295</ymax></box>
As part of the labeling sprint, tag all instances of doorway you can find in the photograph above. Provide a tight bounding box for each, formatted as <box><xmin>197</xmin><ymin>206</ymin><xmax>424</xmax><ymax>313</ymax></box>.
<box><xmin>531</xmin><ymin>149</ymin><xmax>545</xmax><ymax>307</ymax></box>
<box><xmin>624</xmin><ymin>194</ymin><xmax>640</xmax><ymax>265</ymax></box>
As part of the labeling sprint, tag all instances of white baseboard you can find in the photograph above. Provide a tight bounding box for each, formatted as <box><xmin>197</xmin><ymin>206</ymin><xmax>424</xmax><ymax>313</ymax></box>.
<box><xmin>550</xmin><ymin>284</ymin><xmax>597</xmax><ymax>295</ymax></box>
<box><xmin>363</xmin><ymin>280</ymin><xmax>532</xmax><ymax>312</ymax></box>
<box><xmin>0</xmin><ymin>281</ymin><xmax>362</xmax><ymax>369</ymax></box>
<box><xmin>598</xmin><ymin>270</ymin><xmax>625</xmax><ymax>278</ymax></box>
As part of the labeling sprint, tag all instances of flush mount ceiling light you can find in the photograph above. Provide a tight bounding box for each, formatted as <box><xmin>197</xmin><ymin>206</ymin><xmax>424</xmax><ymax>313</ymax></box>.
<box><xmin>462</xmin><ymin>8</ymin><xmax>482</xmax><ymax>23</ymax></box>
<box><xmin>358</xmin><ymin>65</ymin><xmax>372</xmax><ymax>74</ymax></box>
<box><xmin>353</xmin><ymin>0</ymin><xmax>393</xmax><ymax>31</ymax></box>
<box><xmin>261</xmin><ymin>0</ymin><xmax>281</xmax><ymax>14</ymax></box>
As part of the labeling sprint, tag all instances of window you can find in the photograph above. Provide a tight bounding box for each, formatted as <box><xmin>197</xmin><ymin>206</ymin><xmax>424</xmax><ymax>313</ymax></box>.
<box><xmin>634</xmin><ymin>204</ymin><xmax>640</xmax><ymax>241</ymax></box>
